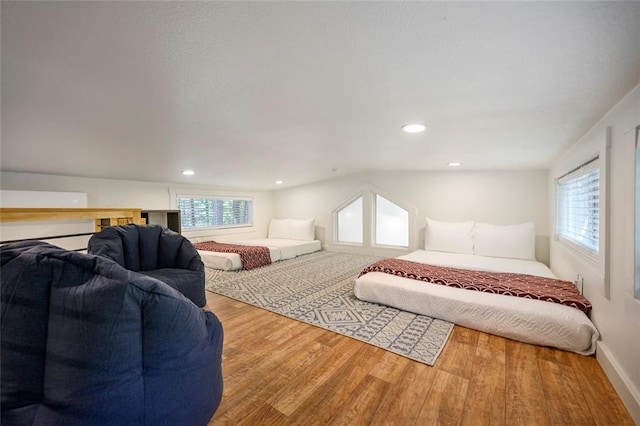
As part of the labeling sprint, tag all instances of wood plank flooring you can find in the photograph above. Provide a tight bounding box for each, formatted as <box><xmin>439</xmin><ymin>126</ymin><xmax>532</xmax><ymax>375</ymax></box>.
<box><xmin>205</xmin><ymin>292</ymin><xmax>634</xmax><ymax>425</ymax></box>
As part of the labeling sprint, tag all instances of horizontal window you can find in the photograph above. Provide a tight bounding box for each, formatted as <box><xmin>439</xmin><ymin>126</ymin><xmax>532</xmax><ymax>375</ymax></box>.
<box><xmin>177</xmin><ymin>196</ymin><xmax>253</xmax><ymax>230</ymax></box>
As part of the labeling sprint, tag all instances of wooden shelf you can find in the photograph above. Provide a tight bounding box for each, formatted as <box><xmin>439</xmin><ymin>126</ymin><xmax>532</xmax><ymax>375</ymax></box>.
<box><xmin>0</xmin><ymin>208</ymin><xmax>143</xmax><ymax>232</ymax></box>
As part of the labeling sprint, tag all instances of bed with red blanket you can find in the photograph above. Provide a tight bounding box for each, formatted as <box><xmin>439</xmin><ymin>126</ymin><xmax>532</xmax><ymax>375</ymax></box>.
<box><xmin>354</xmin><ymin>250</ymin><xmax>599</xmax><ymax>355</ymax></box>
<box><xmin>194</xmin><ymin>218</ymin><xmax>323</xmax><ymax>271</ymax></box>
<box><xmin>194</xmin><ymin>241</ymin><xmax>273</xmax><ymax>270</ymax></box>
<box><xmin>194</xmin><ymin>238</ymin><xmax>322</xmax><ymax>271</ymax></box>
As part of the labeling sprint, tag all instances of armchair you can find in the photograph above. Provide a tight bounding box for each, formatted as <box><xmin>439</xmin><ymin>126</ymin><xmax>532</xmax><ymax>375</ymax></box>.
<box><xmin>88</xmin><ymin>224</ymin><xmax>206</xmax><ymax>307</ymax></box>
<box><xmin>1</xmin><ymin>241</ymin><xmax>223</xmax><ymax>425</ymax></box>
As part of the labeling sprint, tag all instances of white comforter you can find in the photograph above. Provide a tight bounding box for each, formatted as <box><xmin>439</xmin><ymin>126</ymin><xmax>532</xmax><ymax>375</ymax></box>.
<box><xmin>353</xmin><ymin>250</ymin><xmax>599</xmax><ymax>355</ymax></box>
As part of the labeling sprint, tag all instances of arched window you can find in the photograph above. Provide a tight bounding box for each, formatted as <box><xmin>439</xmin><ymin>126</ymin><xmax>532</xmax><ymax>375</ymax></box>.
<box><xmin>333</xmin><ymin>186</ymin><xmax>413</xmax><ymax>250</ymax></box>
<box><xmin>337</xmin><ymin>195</ymin><xmax>363</xmax><ymax>244</ymax></box>
<box><xmin>375</xmin><ymin>194</ymin><xmax>409</xmax><ymax>247</ymax></box>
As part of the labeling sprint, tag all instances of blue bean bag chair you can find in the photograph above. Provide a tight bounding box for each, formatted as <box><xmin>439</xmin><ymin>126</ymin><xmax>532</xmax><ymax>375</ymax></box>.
<box><xmin>87</xmin><ymin>224</ymin><xmax>206</xmax><ymax>307</ymax></box>
<box><xmin>1</xmin><ymin>241</ymin><xmax>223</xmax><ymax>426</ymax></box>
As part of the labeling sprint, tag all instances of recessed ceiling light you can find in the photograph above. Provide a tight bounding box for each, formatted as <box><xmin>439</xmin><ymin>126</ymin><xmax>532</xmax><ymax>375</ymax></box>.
<box><xmin>275</xmin><ymin>180</ymin><xmax>283</xmax><ymax>185</ymax></box>
<box><xmin>182</xmin><ymin>169</ymin><xmax>195</xmax><ymax>175</ymax></box>
<box><xmin>401</xmin><ymin>123</ymin><xmax>427</xmax><ymax>133</ymax></box>
<box><xmin>447</xmin><ymin>162</ymin><xmax>462</xmax><ymax>167</ymax></box>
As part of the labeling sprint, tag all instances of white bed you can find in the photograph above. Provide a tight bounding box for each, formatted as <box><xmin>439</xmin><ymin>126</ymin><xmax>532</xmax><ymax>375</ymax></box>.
<box><xmin>353</xmin><ymin>219</ymin><xmax>599</xmax><ymax>355</ymax></box>
<box><xmin>196</xmin><ymin>218</ymin><xmax>322</xmax><ymax>271</ymax></box>
<box><xmin>198</xmin><ymin>244</ymin><xmax>282</xmax><ymax>271</ymax></box>
<box><xmin>197</xmin><ymin>238</ymin><xmax>321</xmax><ymax>271</ymax></box>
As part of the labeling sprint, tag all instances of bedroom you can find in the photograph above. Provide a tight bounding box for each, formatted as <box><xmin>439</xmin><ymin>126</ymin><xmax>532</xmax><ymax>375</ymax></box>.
<box><xmin>1</xmin><ymin>1</ymin><xmax>639</xmax><ymax>425</ymax></box>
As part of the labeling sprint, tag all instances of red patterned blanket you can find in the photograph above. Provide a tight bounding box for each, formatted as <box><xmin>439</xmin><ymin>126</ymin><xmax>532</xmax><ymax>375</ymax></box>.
<box><xmin>194</xmin><ymin>241</ymin><xmax>271</xmax><ymax>270</ymax></box>
<box><xmin>359</xmin><ymin>258</ymin><xmax>592</xmax><ymax>313</ymax></box>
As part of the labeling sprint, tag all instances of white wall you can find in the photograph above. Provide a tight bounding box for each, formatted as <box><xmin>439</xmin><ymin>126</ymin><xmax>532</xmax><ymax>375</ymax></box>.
<box><xmin>0</xmin><ymin>172</ymin><xmax>275</xmax><ymax>242</ymax></box>
<box><xmin>549</xmin><ymin>83</ymin><xmax>640</xmax><ymax>423</ymax></box>
<box><xmin>273</xmin><ymin>169</ymin><xmax>549</xmax><ymax>262</ymax></box>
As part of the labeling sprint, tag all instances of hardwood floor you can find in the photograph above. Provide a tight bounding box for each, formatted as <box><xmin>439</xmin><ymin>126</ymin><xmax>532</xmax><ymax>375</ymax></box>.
<box><xmin>205</xmin><ymin>292</ymin><xmax>634</xmax><ymax>425</ymax></box>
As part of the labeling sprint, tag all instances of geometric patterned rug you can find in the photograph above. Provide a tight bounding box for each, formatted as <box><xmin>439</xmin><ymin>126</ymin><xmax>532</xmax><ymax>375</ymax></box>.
<box><xmin>205</xmin><ymin>250</ymin><xmax>453</xmax><ymax>366</ymax></box>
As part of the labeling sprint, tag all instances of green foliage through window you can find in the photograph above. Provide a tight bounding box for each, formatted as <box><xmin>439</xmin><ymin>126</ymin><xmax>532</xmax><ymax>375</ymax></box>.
<box><xmin>177</xmin><ymin>197</ymin><xmax>252</xmax><ymax>229</ymax></box>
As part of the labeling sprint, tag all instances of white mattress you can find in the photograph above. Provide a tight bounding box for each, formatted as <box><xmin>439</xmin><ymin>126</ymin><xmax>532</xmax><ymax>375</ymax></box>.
<box><xmin>353</xmin><ymin>250</ymin><xmax>599</xmax><ymax>355</ymax></box>
<box><xmin>198</xmin><ymin>246</ymin><xmax>282</xmax><ymax>271</ymax></box>
<box><xmin>231</xmin><ymin>238</ymin><xmax>321</xmax><ymax>260</ymax></box>
<box><xmin>198</xmin><ymin>239</ymin><xmax>321</xmax><ymax>271</ymax></box>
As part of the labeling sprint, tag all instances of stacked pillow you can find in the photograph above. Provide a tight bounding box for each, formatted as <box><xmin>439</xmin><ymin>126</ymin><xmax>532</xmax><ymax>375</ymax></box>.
<box><xmin>424</xmin><ymin>217</ymin><xmax>536</xmax><ymax>261</ymax></box>
<box><xmin>268</xmin><ymin>218</ymin><xmax>315</xmax><ymax>241</ymax></box>
<box><xmin>424</xmin><ymin>218</ymin><xmax>474</xmax><ymax>255</ymax></box>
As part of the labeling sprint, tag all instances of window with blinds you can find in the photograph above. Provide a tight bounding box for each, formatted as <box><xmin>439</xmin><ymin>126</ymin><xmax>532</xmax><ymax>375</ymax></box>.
<box><xmin>177</xmin><ymin>196</ymin><xmax>253</xmax><ymax>230</ymax></box>
<box><xmin>556</xmin><ymin>157</ymin><xmax>600</xmax><ymax>260</ymax></box>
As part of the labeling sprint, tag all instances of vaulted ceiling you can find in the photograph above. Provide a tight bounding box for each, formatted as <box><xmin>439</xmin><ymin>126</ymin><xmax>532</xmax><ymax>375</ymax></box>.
<box><xmin>2</xmin><ymin>1</ymin><xmax>639</xmax><ymax>190</ymax></box>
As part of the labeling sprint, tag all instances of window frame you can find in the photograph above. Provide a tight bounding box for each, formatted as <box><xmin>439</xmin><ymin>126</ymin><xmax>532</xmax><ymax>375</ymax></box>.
<box><xmin>176</xmin><ymin>194</ymin><xmax>254</xmax><ymax>231</ymax></box>
<box><xmin>635</xmin><ymin>125</ymin><xmax>640</xmax><ymax>299</ymax></box>
<box><xmin>334</xmin><ymin>193</ymin><xmax>364</xmax><ymax>245</ymax></box>
<box><xmin>555</xmin><ymin>156</ymin><xmax>601</xmax><ymax>266</ymax></box>
<box><xmin>373</xmin><ymin>193</ymin><xmax>409</xmax><ymax>248</ymax></box>
<box><xmin>332</xmin><ymin>185</ymin><xmax>415</xmax><ymax>252</ymax></box>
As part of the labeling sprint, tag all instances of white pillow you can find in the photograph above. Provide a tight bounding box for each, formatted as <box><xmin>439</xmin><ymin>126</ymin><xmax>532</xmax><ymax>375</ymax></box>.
<box><xmin>474</xmin><ymin>222</ymin><xmax>536</xmax><ymax>260</ymax></box>
<box><xmin>289</xmin><ymin>218</ymin><xmax>315</xmax><ymax>241</ymax></box>
<box><xmin>268</xmin><ymin>218</ymin><xmax>291</xmax><ymax>239</ymax></box>
<box><xmin>424</xmin><ymin>218</ymin><xmax>474</xmax><ymax>254</ymax></box>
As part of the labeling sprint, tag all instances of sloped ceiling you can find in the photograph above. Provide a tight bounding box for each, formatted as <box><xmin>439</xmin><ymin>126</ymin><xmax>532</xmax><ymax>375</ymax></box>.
<box><xmin>2</xmin><ymin>1</ymin><xmax>639</xmax><ymax>190</ymax></box>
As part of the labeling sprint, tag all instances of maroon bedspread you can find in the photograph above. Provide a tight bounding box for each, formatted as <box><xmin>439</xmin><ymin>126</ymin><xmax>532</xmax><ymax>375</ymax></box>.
<box><xmin>194</xmin><ymin>241</ymin><xmax>271</xmax><ymax>270</ymax></box>
<box><xmin>359</xmin><ymin>258</ymin><xmax>592</xmax><ymax>313</ymax></box>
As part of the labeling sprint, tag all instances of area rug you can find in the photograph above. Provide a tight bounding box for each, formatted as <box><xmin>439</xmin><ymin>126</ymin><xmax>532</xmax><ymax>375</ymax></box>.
<box><xmin>205</xmin><ymin>250</ymin><xmax>453</xmax><ymax>366</ymax></box>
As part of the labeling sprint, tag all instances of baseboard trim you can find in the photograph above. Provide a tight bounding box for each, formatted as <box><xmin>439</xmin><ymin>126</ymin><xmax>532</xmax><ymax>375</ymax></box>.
<box><xmin>323</xmin><ymin>244</ymin><xmax>409</xmax><ymax>258</ymax></box>
<box><xmin>597</xmin><ymin>341</ymin><xmax>640</xmax><ymax>424</ymax></box>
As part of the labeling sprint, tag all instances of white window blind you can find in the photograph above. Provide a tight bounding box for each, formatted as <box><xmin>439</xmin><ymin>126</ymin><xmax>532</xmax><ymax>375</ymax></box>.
<box><xmin>177</xmin><ymin>196</ymin><xmax>252</xmax><ymax>230</ymax></box>
<box><xmin>556</xmin><ymin>157</ymin><xmax>600</xmax><ymax>258</ymax></box>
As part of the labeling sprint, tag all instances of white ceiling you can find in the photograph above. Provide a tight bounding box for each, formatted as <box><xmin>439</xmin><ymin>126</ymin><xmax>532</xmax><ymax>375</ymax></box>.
<box><xmin>2</xmin><ymin>1</ymin><xmax>639</xmax><ymax>190</ymax></box>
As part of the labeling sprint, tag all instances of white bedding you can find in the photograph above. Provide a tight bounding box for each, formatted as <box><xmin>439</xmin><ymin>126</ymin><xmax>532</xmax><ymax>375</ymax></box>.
<box><xmin>353</xmin><ymin>250</ymin><xmax>599</xmax><ymax>355</ymax></box>
<box><xmin>232</xmin><ymin>239</ymin><xmax>321</xmax><ymax>260</ymax></box>
<box><xmin>197</xmin><ymin>239</ymin><xmax>321</xmax><ymax>271</ymax></box>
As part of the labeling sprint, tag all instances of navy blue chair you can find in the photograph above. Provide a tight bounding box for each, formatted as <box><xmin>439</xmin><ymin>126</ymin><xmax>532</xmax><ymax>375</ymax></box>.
<box><xmin>1</xmin><ymin>241</ymin><xmax>223</xmax><ymax>425</ymax></box>
<box><xmin>88</xmin><ymin>224</ymin><xmax>206</xmax><ymax>307</ymax></box>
